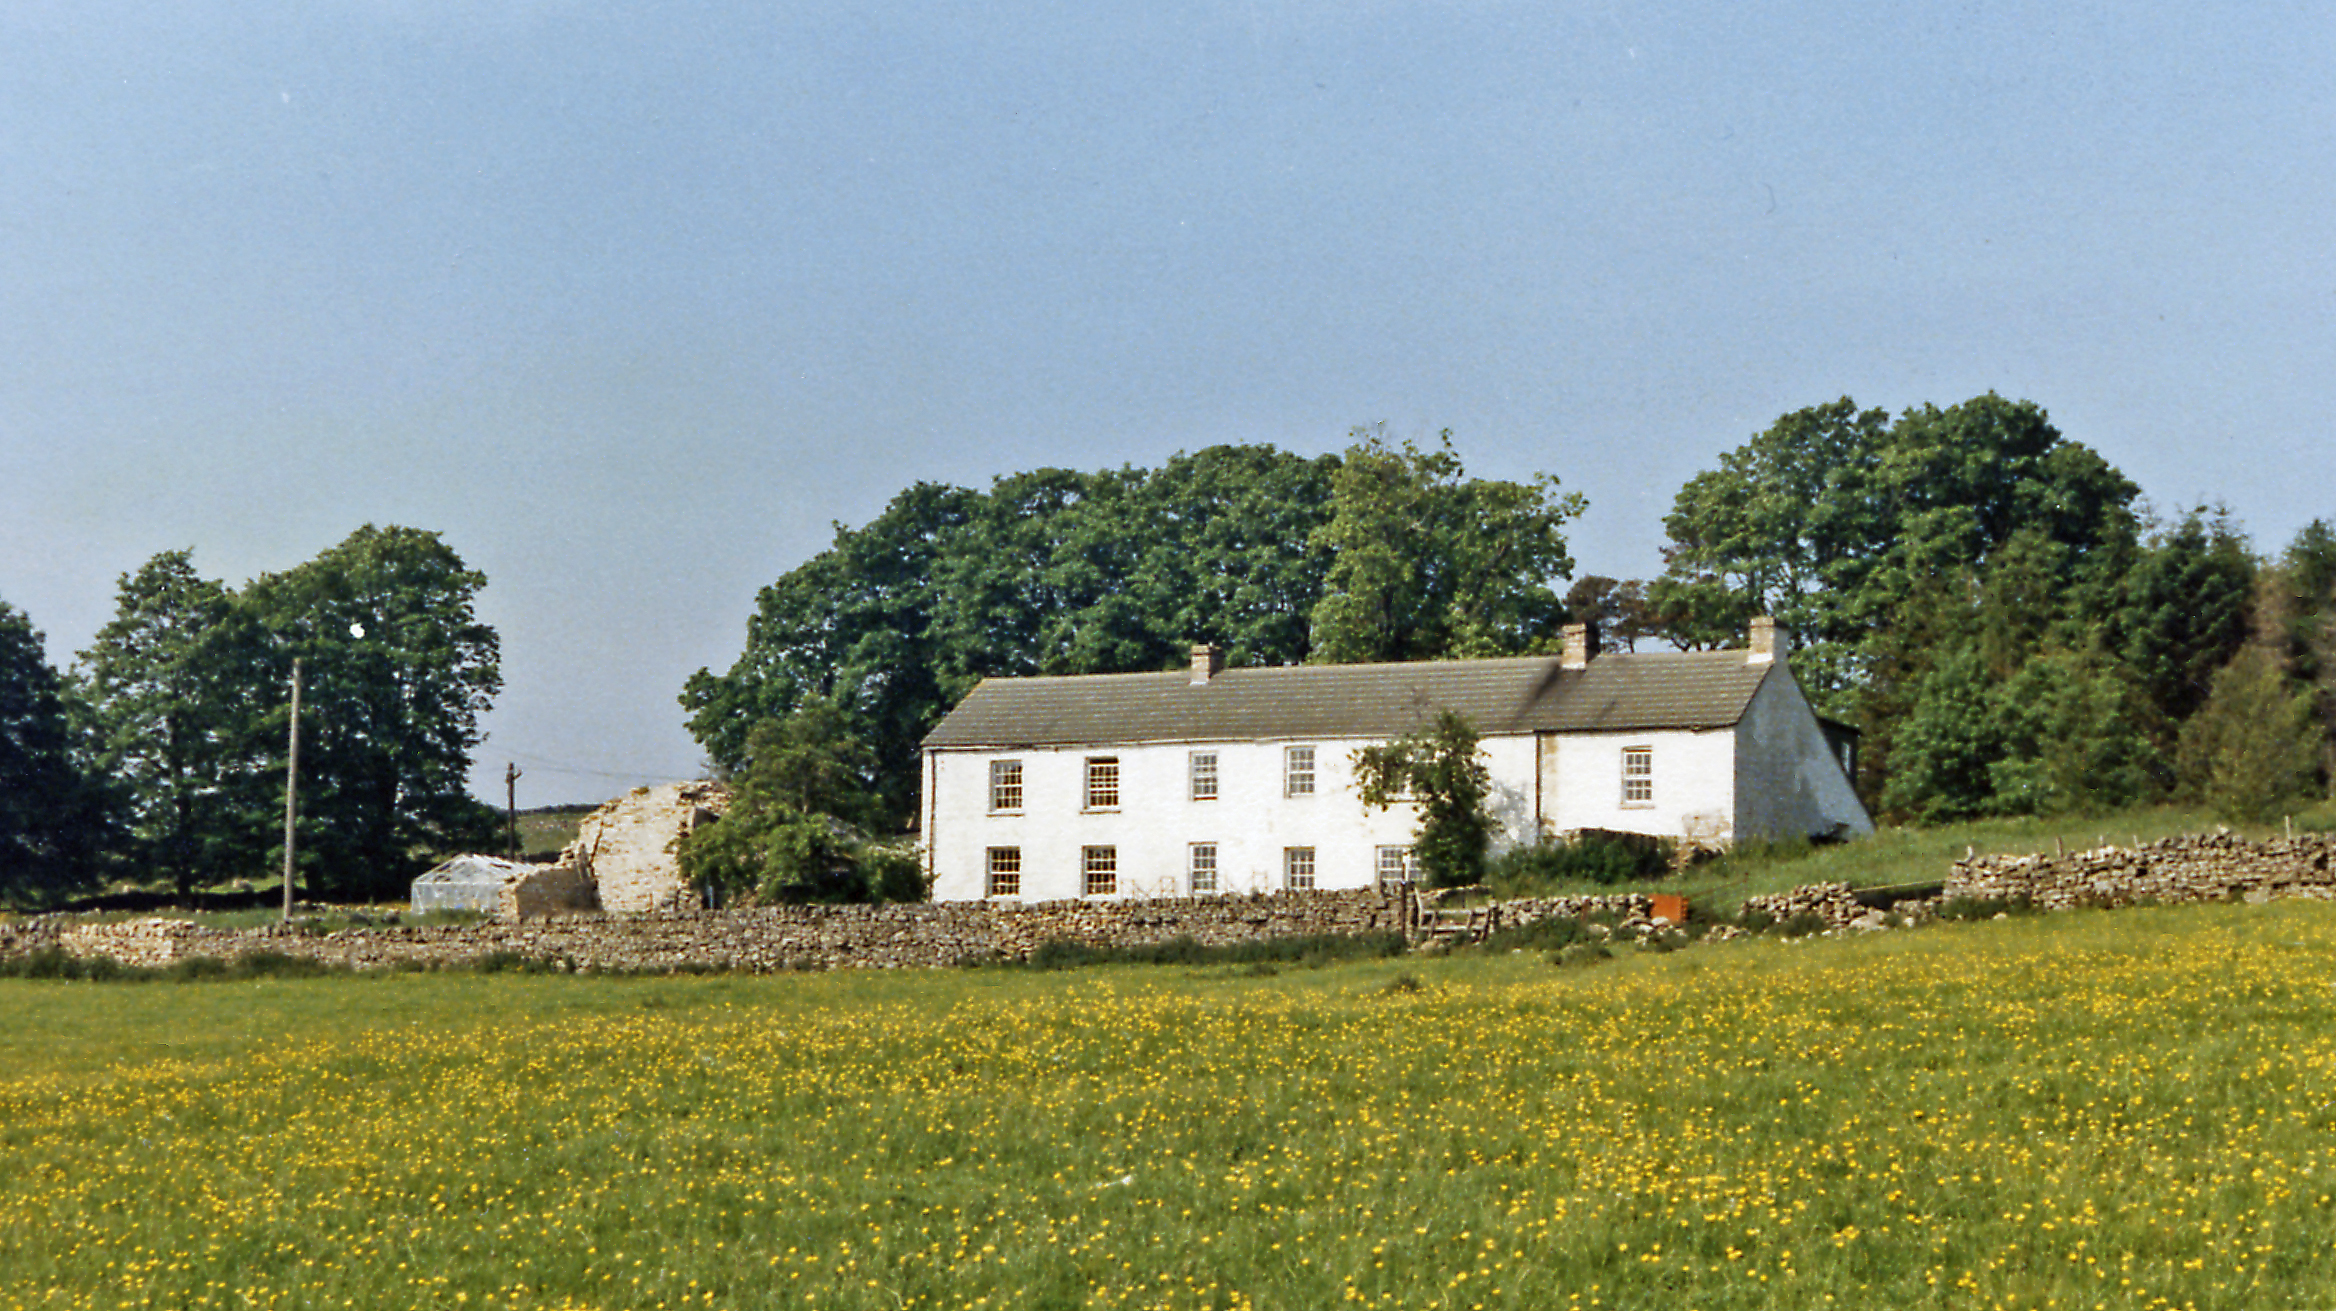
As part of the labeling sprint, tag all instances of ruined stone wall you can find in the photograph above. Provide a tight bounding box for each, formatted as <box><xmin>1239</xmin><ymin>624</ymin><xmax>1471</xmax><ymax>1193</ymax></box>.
<box><xmin>574</xmin><ymin>782</ymin><xmax>729</xmax><ymax>914</ymax></box>
<box><xmin>1947</xmin><ymin>832</ymin><xmax>2336</xmax><ymax>910</ymax></box>
<box><xmin>501</xmin><ymin>859</ymin><xmax>597</xmax><ymax>921</ymax></box>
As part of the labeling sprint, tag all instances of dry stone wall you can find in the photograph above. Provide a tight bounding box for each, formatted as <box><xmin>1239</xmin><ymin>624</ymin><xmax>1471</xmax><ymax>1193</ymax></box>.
<box><xmin>1948</xmin><ymin>832</ymin><xmax>2336</xmax><ymax>910</ymax></box>
<box><xmin>15</xmin><ymin>888</ymin><xmax>1409</xmax><ymax>974</ymax></box>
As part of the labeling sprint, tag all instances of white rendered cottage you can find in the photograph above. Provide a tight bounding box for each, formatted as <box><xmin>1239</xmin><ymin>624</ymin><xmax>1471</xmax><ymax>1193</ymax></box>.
<box><xmin>918</xmin><ymin>618</ymin><xmax>1872</xmax><ymax>902</ymax></box>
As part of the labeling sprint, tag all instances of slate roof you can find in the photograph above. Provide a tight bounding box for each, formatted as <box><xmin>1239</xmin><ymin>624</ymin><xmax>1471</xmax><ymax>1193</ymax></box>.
<box><xmin>921</xmin><ymin>650</ymin><xmax>1779</xmax><ymax>749</ymax></box>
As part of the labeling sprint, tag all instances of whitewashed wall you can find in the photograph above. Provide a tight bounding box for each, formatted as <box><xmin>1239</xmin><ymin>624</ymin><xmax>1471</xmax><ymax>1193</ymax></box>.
<box><xmin>1732</xmin><ymin>669</ymin><xmax>1873</xmax><ymax>840</ymax></box>
<box><xmin>927</xmin><ymin>734</ymin><xmax>1544</xmax><ymax>902</ymax></box>
<box><xmin>1536</xmin><ymin>728</ymin><xmax>1738</xmax><ymax>843</ymax></box>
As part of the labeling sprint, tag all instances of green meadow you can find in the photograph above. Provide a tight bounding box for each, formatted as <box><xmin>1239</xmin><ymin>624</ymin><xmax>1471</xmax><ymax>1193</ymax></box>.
<box><xmin>8</xmin><ymin>898</ymin><xmax>2336</xmax><ymax>1311</ymax></box>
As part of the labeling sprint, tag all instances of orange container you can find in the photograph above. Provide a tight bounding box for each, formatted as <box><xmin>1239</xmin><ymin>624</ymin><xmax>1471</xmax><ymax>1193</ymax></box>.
<box><xmin>1650</xmin><ymin>893</ymin><xmax>1689</xmax><ymax>925</ymax></box>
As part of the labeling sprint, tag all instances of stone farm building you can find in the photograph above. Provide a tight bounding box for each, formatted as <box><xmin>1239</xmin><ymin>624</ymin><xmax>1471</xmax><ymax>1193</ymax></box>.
<box><xmin>919</xmin><ymin>618</ymin><xmax>1872</xmax><ymax>902</ymax></box>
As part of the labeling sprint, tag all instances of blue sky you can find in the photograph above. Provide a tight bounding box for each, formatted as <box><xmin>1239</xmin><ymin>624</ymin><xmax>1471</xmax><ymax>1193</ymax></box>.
<box><xmin>3</xmin><ymin>0</ymin><xmax>2330</xmax><ymax>803</ymax></box>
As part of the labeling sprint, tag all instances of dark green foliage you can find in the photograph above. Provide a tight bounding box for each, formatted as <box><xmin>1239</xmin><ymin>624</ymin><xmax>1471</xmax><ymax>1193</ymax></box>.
<box><xmin>1019</xmin><ymin>932</ymin><xmax>1408</xmax><ymax>972</ymax></box>
<box><xmin>677</xmin><ymin>705</ymin><xmax>922</xmax><ymax>905</ymax></box>
<box><xmin>238</xmin><ymin>526</ymin><xmax>503</xmax><ymax>898</ymax></box>
<box><xmin>1351</xmin><ymin>711</ymin><xmax>1496</xmax><ymax>888</ymax></box>
<box><xmin>684</xmin><ymin>446</ymin><xmax>1344</xmax><ymax>822</ymax></box>
<box><xmin>1484</xmin><ymin>831</ymin><xmax>1673</xmax><ymax>891</ymax></box>
<box><xmin>1986</xmin><ymin>651</ymin><xmax>2168</xmax><ymax>816</ymax></box>
<box><xmin>1880</xmin><ymin>646</ymin><xmax>2007</xmax><ymax>823</ymax></box>
<box><xmin>0</xmin><ymin>599</ymin><xmax>105</xmax><ymax>899</ymax></box>
<box><xmin>1562</xmin><ymin>576</ymin><xmax>1655</xmax><ymax>651</ymax></box>
<box><xmin>1653</xmin><ymin>393</ymin><xmax>2147</xmax><ymax>812</ymax></box>
<box><xmin>1649</xmin><ymin>397</ymin><xmax>1893</xmax><ymax>689</ymax></box>
<box><xmin>1308</xmin><ymin>428</ymin><xmax>1584</xmax><ymax>662</ymax></box>
<box><xmin>1551</xmin><ymin>942</ymin><xmax>1613</xmax><ymax>968</ymax></box>
<box><xmin>1478</xmin><ymin>913</ymin><xmax>1595</xmax><ymax>954</ymax></box>
<box><xmin>69</xmin><ymin>552</ymin><xmax>249</xmax><ymax>896</ymax></box>
<box><xmin>2112</xmin><ymin>509</ymin><xmax>2257</xmax><ymax>726</ymax></box>
<box><xmin>1933</xmin><ymin>895</ymin><xmax>2038</xmax><ymax>922</ymax></box>
<box><xmin>2176</xmin><ymin>644</ymin><xmax>2325</xmax><ymax>824</ymax></box>
<box><xmin>66</xmin><ymin>531</ymin><xmax>502</xmax><ymax>902</ymax></box>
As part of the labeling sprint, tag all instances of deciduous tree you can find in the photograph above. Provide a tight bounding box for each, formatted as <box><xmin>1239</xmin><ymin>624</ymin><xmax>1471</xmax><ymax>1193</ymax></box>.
<box><xmin>72</xmin><ymin>551</ymin><xmax>248</xmax><ymax>896</ymax></box>
<box><xmin>1352</xmin><ymin>711</ymin><xmax>1495</xmax><ymax>888</ymax></box>
<box><xmin>1</xmin><ymin>600</ymin><xmax>102</xmax><ymax>898</ymax></box>
<box><xmin>1309</xmin><ymin>429</ymin><xmax>1582</xmax><ymax>663</ymax></box>
<box><xmin>238</xmin><ymin>526</ymin><xmax>502</xmax><ymax>898</ymax></box>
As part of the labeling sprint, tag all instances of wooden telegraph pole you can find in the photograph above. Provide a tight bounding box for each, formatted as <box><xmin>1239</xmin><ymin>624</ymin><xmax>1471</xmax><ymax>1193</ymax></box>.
<box><xmin>505</xmin><ymin>762</ymin><xmax>523</xmax><ymax>860</ymax></box>
<box><xmin>282</xmin><ymin>657</ymin><xmax>302</xmax><ymax>922</ymax></box>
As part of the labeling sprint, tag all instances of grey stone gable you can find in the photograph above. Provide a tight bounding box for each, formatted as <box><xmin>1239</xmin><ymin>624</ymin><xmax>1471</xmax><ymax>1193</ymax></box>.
<box><xmin>921</xmin><ymin>650</ymin><xmax>1775</xmax><ymax>750</ymax></box>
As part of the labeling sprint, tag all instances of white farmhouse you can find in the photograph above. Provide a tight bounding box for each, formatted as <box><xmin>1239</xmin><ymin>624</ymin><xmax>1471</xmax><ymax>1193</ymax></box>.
<box><xmin>918</xmin><ymin>618</ymin><xmax>1871</xmax><ymax>902</ymax></box>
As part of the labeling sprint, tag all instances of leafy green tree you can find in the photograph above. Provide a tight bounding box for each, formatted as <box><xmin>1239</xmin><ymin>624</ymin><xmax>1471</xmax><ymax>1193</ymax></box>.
<box><xmin>1655</xmin><ymin>394</ymin><xmax>2140</xmax><ymax>723</ymax></box>
<box><xmin>237</xmin><ymin>526</ymin><xmax>502</xmax><ymax>898</ymax></box>
<box><xmin>71</xmin><ymin>551</ymin><xmax>250</xmax><ymax>896</ymax></box>
<box><xmin>677</xmin><ymin>705</ymin><xmax>920</xmax><ymax>904</ymax></box>
<box><xmin>1876</xmin><ymin>644</ymin><xmax>2004</xmax><ymax>824</ymax></box>
<box><xmin>0</xmin><ymin>599</ymin><xmax>104</xmax><ymax>898</ymax></box>
<box><xmin>1309</xmin><ymin>429</ymin><xmax>1583</xmax><ymax>663</ymax></box>
<box><xmin>1352</xmin><ymin>711</ymin><xmax>1495</xmax><ymax>888</ymax></box>
<box><xmin>1562</xmin><ymin>576</ymin><xmax>1654</xmax><ymax>652</ymax></box>
<box><xmin>1651</xmin><ymin>398</ymin><xmax>1890</xmax><ymax>694</ymax></box>
<box><xmin>2271</xmin><ymin>522</ymin><xmax>2336</xmax><ymax>761</ymax></box>
<box><xmin>2111</xmin><ymin>509</ymin><xmax>2256</xmax><ymax>726</ymax></box>
<box><xmin>683</xmin><ymin>481</ymin><xmax>979</xmax><ymax>819</ymax></box>
<box><xmin>684</xmin><ymin>445</ymin><xmax>1343</xmax><ymax>821</ymax></box>
<box><xmin>1986</xmin><ymin>650</ymin><xmax>2167</xmax><ymax>816</ymax></box>
<box><xmin>2175</xmin><ymin>644</ymin><xmax>2324</xmax><ymax>823</ymax></box>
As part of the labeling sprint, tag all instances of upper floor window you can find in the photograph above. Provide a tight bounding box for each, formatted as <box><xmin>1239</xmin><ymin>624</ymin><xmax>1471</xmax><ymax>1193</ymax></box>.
<box><xmin>988</xmin><ymin>759</ymin><xmax>1023</xmax><ymax>812</ymax></box>
<box><xmin>1284</xmin><ymin>745</ymin><xmax>1316</xmax><ymax>798</ymax></box>
<box><xmin>1284</xmin><ymin>846</ymin><xmax>1316</xmax><ymax>890</ymax></box>
<box><xmin>1085</xmin><ymin>757</ymin><xmax>1120</xmax><ymax>810</ymax></box>
<box><xmin>1083</xmin><ymin>845</ymin><xmax>1118</xmax><ymax>897</ymax></box>
<box><xmin>1622</xmin><ymin>746</ymin><xmax>1653</xmax><ymax>805</ymax></box>
<box><xmin>1189</xmin><ymin>750</ymin><xmax>1219</xmax><ymax>802</ymax></box>
<box><xmin>986</xmin><ymin>847</ymin><xmax>1022</xmax><ymax>898</ymax></box>
<box><xmin>1189</xmin><ymin>842</ymin><xmax>1218</xmax><ymax>895</ymax></box>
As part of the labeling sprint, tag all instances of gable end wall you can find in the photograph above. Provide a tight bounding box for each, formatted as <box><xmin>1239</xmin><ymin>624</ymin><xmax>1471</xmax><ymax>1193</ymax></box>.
<box><xmin>1731</xmin><ymin>668</ymin><xmax>1874</xmax><ymax>841</ymax></box>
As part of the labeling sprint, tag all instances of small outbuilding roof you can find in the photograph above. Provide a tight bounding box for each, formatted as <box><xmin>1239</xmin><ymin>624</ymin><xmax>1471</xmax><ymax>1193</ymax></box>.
<box><xmin>921</xmin><ymin>650</ymin><xmax>1778</xmax><ymax>750</ymax></box>
<box><xmin>413</xmin><ymin>854</ymin><xmax>535</xmax><ymax>886</ymax></box>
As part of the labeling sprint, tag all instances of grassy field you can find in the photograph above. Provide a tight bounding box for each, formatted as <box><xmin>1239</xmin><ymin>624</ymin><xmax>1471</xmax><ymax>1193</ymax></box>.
<box><xmin>8</xmin><ymin>899</ymin><xmax>2336</xmax><ymax>1309</ymax></box>
<box><xmin>518</xmin><ymin>805</ymin><xmax>597</xmax><ymax>859</ymax></box>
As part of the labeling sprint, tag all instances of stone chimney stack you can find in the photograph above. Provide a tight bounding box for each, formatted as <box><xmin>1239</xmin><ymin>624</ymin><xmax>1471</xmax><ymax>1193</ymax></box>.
<box><xmin>1748</xmin><ymin>615</ymin><xmax>1788</xmax><ymax>665</ymax></box>
<box><xmin>1560</xmin><ymin>621</ymin><xmax>1600</xmax><ymax>670</ymax></box>
<box><xmin>1190</xmin><ymin>643</ymin><xmax>1225</xmax><ymax>685</ymax></box>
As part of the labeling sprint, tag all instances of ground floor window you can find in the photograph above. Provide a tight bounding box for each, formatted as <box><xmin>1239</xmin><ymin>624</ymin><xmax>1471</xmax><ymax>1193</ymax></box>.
<box><xmin>1374</xmin><ymin>844</ymin><xmax>1414</xmax><ymax>893</ymax></box>
<box><xmin>1622</xmin><ymin>745</ymin><xmax>1653</xmax><ymax>805</ymax></box>
<box><xmin>986</xmin><ymin>847</ymin><xmax>1021</xmax><ymax>898</ymax></box>
<box><xmin>1083</xmin><ymin>845</ymin><xmax>1118</xmax><ymax>897</ymax></box>
<box><xmin>1284</xmin><ymin>846</ymin><xmax>1316</xmax><ymax>891</ymax></box>
<box><xmin>1189</xmin><ymin>842</ymin><xmax>1218</xmax><ymax>894</ymax></box>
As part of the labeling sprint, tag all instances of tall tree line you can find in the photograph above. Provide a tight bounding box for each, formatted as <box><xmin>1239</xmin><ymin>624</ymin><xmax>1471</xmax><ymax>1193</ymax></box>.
<box><xmin>0</xmin><ymin>526</ymin><xmax>500</xmax><ymax>903</ymax></box>
<box><xmin>692</xmin><ymin>403</ymin><xmax>2333</xmax><ymax>836</ymax></box>
<box><xmin>1646</xmin><ymin>394</ymin><xmax>2334</xmax><ymax>822</ymax></box>
<box><xmin>683</xmin><ymin>433</ymin><xmax>1584</xmax><ymax>828</ymax></box>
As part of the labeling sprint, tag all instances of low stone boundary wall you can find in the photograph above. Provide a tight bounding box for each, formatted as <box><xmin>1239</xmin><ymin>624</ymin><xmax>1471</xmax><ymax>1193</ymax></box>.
<box><xmin>1740</xmin><ymin>882</ymin><xmax>1870</xmax><ymax>930</ymax></box>
<box><xmin>1948</xmin><ymin>832</ymin><xmax>2336</xmax><ymax>910</ymax></box>
<box><xmin>15</xmin><ymin>888</ymin><xmax>1410</xmax><ymax>974</ymax></box>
